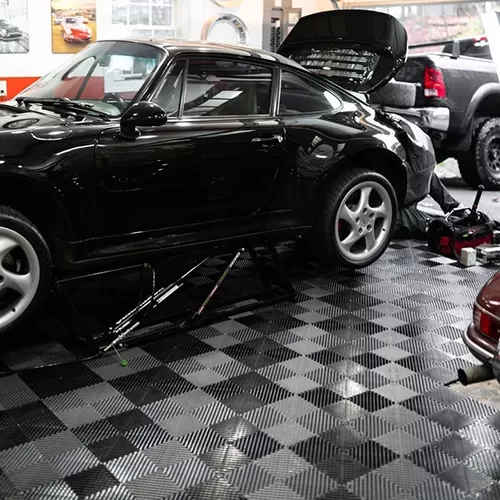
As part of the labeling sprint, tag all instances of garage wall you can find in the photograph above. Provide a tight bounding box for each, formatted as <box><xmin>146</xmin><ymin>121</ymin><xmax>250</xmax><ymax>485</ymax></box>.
<box><xmin>0</xmin><ymin>0</ymin><xmax>264</xmax><ymax>99</ymax></box>
<box><xmin>292</xmin><ymin>0</ymin><xmax>335</xmax><ymax>16</ymax></box>
<box><xmin>175</xmin><ymin>0</ymin><xmax>264</xmax><ymax>46</ymax></box>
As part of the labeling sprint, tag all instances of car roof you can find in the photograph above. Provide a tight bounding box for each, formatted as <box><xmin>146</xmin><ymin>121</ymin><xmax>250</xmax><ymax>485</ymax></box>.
<box><xmin>98</xmin><ymin>38</ymin><xmax>306</xmax><ymax>70</ymax></box>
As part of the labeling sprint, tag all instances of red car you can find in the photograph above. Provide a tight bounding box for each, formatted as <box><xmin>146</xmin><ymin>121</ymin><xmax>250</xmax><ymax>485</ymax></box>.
<box><xmin>62</xmin><ymin>17</ymin><xmax>92</xmax><ymax>43</ymax></box>
<box><xmin>463</xmin><ymin>272</ymin><xmax>500</xmax><ymax>372</ymax></box>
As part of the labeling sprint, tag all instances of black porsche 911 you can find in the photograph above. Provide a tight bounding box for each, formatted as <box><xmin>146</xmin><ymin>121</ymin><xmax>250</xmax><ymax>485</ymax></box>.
<box><xmin>0</xmin><ymin>10</ymin><xmax>435</xmax><ymax>336</ymax></box>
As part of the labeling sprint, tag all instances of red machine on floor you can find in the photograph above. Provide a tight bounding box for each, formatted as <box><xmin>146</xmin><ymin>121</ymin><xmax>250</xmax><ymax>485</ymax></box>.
<box><xmin>427</xmin><ymin>185</ymin><xmax>499</xmax><ymax>258</ymax></box>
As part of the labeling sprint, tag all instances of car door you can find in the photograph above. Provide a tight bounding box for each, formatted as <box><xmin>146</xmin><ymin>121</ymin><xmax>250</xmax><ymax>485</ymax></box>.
<box><xmin>95</xmin><ymin>56</ymin><xmax>285</xmax><ymax>239</ymax></box>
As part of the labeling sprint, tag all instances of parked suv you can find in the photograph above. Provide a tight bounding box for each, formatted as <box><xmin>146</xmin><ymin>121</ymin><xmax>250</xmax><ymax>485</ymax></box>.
<box><xmin>0</xmin><ymin>10</ymin><xmax>435</xmax><ymax>336</ymax></box>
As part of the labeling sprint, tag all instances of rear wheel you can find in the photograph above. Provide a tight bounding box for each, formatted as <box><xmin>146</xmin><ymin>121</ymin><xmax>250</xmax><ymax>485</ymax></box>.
<box><xmin>0</xmin><ymin>206</ymin><xmax>52</xmax><ymax>337</ymax></box>
<box><xmin>314</xmin><ymin>169</ymin><xmax>397</xmax><ymax>269</ymax></box>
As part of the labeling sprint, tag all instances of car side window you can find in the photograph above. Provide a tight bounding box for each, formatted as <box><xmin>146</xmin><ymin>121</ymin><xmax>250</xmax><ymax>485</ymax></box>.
<box><xmin>151</xmin><ymin>61</ymin><xmax>186</xmax><ymax>117</ymax></box>
<box><xmin>279</xmin><ymin>71</ymin><xmax>342</xmax><ymax>116</ymax></box>
<box><xmin>182</xmin><ymin>59</ymin><xmax>273</xmax><ymax>118</ymax></box>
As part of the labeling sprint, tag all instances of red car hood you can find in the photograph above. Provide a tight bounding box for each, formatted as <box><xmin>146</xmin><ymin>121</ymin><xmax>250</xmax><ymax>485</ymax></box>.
<box><xmin>66</xmin><ymin>24</ymin><xmax>90</xmax><ymax>34</ymax></box>
<box><xmin>477</xmin><ymin>271</ymin><xmax>500</xmax><ymax>317</ymax></box>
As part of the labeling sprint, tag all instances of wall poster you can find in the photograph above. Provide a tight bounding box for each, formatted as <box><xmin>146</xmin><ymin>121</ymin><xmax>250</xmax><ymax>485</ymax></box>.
<box><xmin>0</xmin><ymin>0</ymin><xmax>29</xmax><ymax>54</ymax></box>
<box><xmin>111</xmin><ymin>0</ymin><xmax>175</xmax><ymax>39</ymax></box>
<box><xmin>51</xmin><ymin>0</ymin><xmax>96</xmax><ymax>54</ymax></box>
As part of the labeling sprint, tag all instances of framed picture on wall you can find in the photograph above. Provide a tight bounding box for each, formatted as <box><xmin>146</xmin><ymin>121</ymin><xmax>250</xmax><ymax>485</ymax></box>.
<box><xmin>51</xmin><ymin>0</ymin><xmax>97</xmax><ymax>54</ymax></box>
<box><xmin>0</xmin><ymin>0</ymin><xmax>29</xmax><ymax>54</ymax></box>
<box><xmin>110</xmin><ymin>0</ymin><xmax>176</xmax><ymax>40</ymax></box>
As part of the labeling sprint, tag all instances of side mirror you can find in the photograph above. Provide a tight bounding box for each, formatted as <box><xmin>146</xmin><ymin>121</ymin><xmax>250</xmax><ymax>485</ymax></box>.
<box><xmin>120</xmin><ymin>101</ymin><xmax>167</xmax><ymax>138</ymax></box>
<box><xmin>451</xmin><ymin>39</ymin><xmax>460</xmax><ymax>59</ymax></box>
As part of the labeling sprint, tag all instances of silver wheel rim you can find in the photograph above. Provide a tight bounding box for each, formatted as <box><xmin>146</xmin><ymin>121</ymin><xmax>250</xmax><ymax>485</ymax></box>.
<box><xmin>0</xmin><ymin>227</ymin><xmax>40</xmax><ymax>331</ymax></box>
<box><xmin>334</xmin><ymin>180</ymin><xmax>393</xmax><ymax>263</ymax></box>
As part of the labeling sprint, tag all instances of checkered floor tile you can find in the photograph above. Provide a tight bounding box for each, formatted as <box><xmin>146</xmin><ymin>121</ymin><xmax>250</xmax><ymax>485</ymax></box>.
<box><xmin>1</xmin><ymin>241</ymin><xmax>500</xmax><ymax>500</ymax></box>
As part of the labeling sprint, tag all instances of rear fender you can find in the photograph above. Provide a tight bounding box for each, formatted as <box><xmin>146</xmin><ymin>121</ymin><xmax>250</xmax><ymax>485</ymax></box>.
<box><xmin>320</xmin><ymin>147</ymin><xmax>407</xmax><ymax>208</ymax></box>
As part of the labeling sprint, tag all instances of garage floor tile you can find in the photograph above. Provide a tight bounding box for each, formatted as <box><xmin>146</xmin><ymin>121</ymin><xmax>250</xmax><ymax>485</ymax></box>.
<box><xmin>1</xmin><ymin>241</ymin><xmax>500</xmax><ymax>499</ymax></box>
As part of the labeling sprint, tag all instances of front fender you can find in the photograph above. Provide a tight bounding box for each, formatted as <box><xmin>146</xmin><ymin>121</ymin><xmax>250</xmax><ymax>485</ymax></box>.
<box><xmin>0</xmin><ymin>171</ymin><xmax>74</xmax><ymax>240</ymax></box>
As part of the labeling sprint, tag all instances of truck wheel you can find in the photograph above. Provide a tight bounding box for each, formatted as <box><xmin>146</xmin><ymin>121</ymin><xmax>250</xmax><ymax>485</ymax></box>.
<box><xmin>314</xmin><ymin>169</ymin><xmax>397</xmax><ymax>269</ymax></box>
<box><xmin>0</xmin><ymin>206</ymin><xmax>52</xmax><ymax>337</ymax></box>
<box><xmin>474</xmin><ymin>118</ymin><xmax>500</xmax><ymax>190</ymax></box>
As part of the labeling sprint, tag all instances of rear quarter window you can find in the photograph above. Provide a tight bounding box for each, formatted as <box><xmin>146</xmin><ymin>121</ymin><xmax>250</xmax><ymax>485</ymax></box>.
<box><xmin>279</xmin><ymin>70</ymin><xmax>342</xmax><ymax>116</ymax></box>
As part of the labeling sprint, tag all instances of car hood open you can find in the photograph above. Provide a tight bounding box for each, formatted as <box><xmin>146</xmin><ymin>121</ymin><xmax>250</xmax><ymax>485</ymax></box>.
<box><xmin>277</xmin><ymin>10</ymin><xmax>408</xmax><ymax>94</ymax></box>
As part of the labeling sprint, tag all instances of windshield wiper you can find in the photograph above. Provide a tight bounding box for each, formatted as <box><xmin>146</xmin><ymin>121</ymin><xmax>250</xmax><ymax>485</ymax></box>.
<box><xmin>16</xmin><ymin>97</ymin><xmax>110</xmax><ymax>119</ymax></box>
<box><xmin>0</xmin><ymin>102</ymin><xmax>30</xmax><ymax>113</ymax></box>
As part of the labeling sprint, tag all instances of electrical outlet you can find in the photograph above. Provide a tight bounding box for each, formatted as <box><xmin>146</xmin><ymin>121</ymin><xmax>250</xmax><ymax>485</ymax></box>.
<box><xmin>0</xmin><ymin>80</ymin><xmax>7</xmax><ymax>97</ymax></box>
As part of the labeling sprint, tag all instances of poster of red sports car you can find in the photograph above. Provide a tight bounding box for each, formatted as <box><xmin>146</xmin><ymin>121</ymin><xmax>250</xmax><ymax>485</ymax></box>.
<box><xmin>51</xmin><ymin>0</ymin><xmax>96</xmax><ymax>54</ymax></box>
<box><xmin>0</xmin><ymin>0</ymin><xmax>29</xmax><ymax>54</ymax></box>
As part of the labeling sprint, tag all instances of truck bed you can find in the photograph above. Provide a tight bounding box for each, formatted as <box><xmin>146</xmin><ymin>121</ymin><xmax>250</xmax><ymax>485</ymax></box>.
<box><xmin>395</xmin><ymin>52</ymin><xmax>498</xmax><ymax>135</ymax></box>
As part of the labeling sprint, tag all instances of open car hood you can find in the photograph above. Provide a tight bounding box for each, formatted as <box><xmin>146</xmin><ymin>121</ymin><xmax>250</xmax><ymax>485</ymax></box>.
<box><xmin>277</xmin><ymin>10</ymin><xmax>408</xmax><ymax>94</ymax></box>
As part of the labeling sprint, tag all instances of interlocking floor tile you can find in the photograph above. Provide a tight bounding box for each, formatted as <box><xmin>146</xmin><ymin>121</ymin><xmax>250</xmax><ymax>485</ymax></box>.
<box><xmin>65</xmin><ymin>464</ymin><xmax>120</xmax><ymax>498</ymax></box>
<box><xmin>1</xmin><ymin>241</ymin><xmax>499</xmax><ymax>499</ymax></box>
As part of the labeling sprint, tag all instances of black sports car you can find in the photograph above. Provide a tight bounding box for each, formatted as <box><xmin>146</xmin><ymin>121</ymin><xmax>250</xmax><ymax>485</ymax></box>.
<box><xmin>0</xmin><ymin>19</ymin><xmax>23</xmax><ymax>40</ymax></box>
<box><xmin>0</xmin><ymin>10</ymin><xmax>435</xmax><ymax>336</ymax></box>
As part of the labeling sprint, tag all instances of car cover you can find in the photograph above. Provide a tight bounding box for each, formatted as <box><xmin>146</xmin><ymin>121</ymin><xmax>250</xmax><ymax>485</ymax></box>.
<box><xmin>277</xmin><ymin>10</ymin><xmax>408</xmax><ymax>93</ymax></box>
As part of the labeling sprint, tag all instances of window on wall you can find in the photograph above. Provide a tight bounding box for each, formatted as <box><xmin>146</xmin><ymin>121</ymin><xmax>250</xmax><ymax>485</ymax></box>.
<box><xmin>181</xmin><ymin>60</ymin><xmax>273</xmax><ymax>118</ymax></box>
<box><xmin>367</xmin><ymin>1</ymin><xmax>500</xmax><ymax>46</ymax></box>
<box><xmin>111</xmin><ymin>0</ymin><xmax>175</xmax><ymax>38</ymax></box>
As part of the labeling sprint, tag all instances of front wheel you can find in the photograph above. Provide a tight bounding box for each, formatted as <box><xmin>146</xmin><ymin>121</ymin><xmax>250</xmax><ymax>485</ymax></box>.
<box><xmin>0</xmin><ymin>206</ymin><xmax>52</xmax><ymax>336</ymax></box>
<box><xmin>314</xmin><ymin>169</ymin><xmax>398</xmax><ymax>269</ymax></box>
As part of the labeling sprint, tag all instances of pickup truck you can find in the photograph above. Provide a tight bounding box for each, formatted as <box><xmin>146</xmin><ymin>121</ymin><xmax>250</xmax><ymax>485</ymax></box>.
<box><xmin>374</xmin><ymin>36</ymin><xmax>500</xmax><ymax>190</ymax></box>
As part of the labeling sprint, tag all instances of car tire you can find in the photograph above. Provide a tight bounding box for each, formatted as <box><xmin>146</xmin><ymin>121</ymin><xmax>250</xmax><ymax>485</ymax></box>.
<box><xmin>0</xmin><ymin>205</ymin><xmax>52</xmax><ymax>337</ymax></box>
<box><xmin>314</xmin><ymin>168</ymin><xmax>398</xmax><ymax>269</ymax></box>
<box><xmin>473</xmin><ymin>117</ymin><xmax>500</xmax><ymax>190</ymax></box>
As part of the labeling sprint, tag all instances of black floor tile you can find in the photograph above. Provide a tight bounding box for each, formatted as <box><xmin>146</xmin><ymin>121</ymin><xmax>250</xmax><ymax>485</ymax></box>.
<box><xmin>350</xmin><ymin>392</ymin><xmax>393</xmax><ymax>412</ymax></box>
<box><xmin>65</xmin><ymin>464</ymin><xmax>120</xmax><ymax>498</ymax></box>
<box><xmin>88</xmin><ymin>435</ymin><xmax>138</xmax><ymax>462</ymax></box>
<box><xmin>107</xmin><ymin>409</ymin><xmax>154</xmax><ymax>432</ymax></box>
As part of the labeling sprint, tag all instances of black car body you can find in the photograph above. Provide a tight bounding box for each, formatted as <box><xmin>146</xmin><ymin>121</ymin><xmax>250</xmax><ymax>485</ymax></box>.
<box><xmin>0</xmin><ymin>10</ymin><xmax>435</xmax><ymax>336</ymax></box>
<box><xmin>0</xmin><ymin>19</ymin><xmax>23</xmax><ymax>40</ymax></box>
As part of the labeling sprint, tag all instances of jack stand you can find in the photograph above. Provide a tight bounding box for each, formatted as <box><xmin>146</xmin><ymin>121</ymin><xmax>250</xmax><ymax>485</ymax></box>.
<box><xmin>102</xmin><ymin>257</ymin><xmax>209</xmax><ymax>352</ymax></box>
<box><xmin>188</xmin><ymin>248</ymin><xmax>244</xmax><ymax>324</ymax></box>
<box><xmin>53</xmin><ymin>241</ymin><xmax>297</xmax><ymax>353</ymax></box>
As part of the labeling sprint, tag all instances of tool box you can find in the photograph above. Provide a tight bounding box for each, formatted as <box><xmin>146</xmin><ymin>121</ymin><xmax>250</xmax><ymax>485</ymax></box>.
<box><xmin>428</xmin><ymin>185</ymin><xmax>499</xmax><ymax>259</ymax></box>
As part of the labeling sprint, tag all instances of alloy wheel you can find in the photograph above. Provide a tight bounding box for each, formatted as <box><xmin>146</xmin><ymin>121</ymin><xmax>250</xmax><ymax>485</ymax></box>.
<box><xmin>334</xmin><ymin>180</ymin><xmax>393</xmax><ymax>263</ymax></box>
<box><xmin>0</xmin><ymin>227</ymin><xmax>40</xmax><ymax>331</ymax></box>
<box><xmin>486</xmin><ymin>136</ymin><xmax>500</xmax><ymax>179</ymax></box>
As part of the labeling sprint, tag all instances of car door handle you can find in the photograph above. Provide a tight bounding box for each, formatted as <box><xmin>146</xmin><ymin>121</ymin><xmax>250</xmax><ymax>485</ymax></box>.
<box><xmin>252</xmin><ymin>134</ymin><xmax>284</xmax><ymax>144</ymax></box>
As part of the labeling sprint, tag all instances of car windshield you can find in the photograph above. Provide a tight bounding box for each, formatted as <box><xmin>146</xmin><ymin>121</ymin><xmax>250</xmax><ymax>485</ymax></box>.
<box><xmin>17</xmin><ymin>41</ymin><xmax>165</xmax><ymax>118</ymax></box>
<box><xmin>65</xmin><ymin>18</ymin><xmax>78</xmax><ymax>24</ymax></box>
